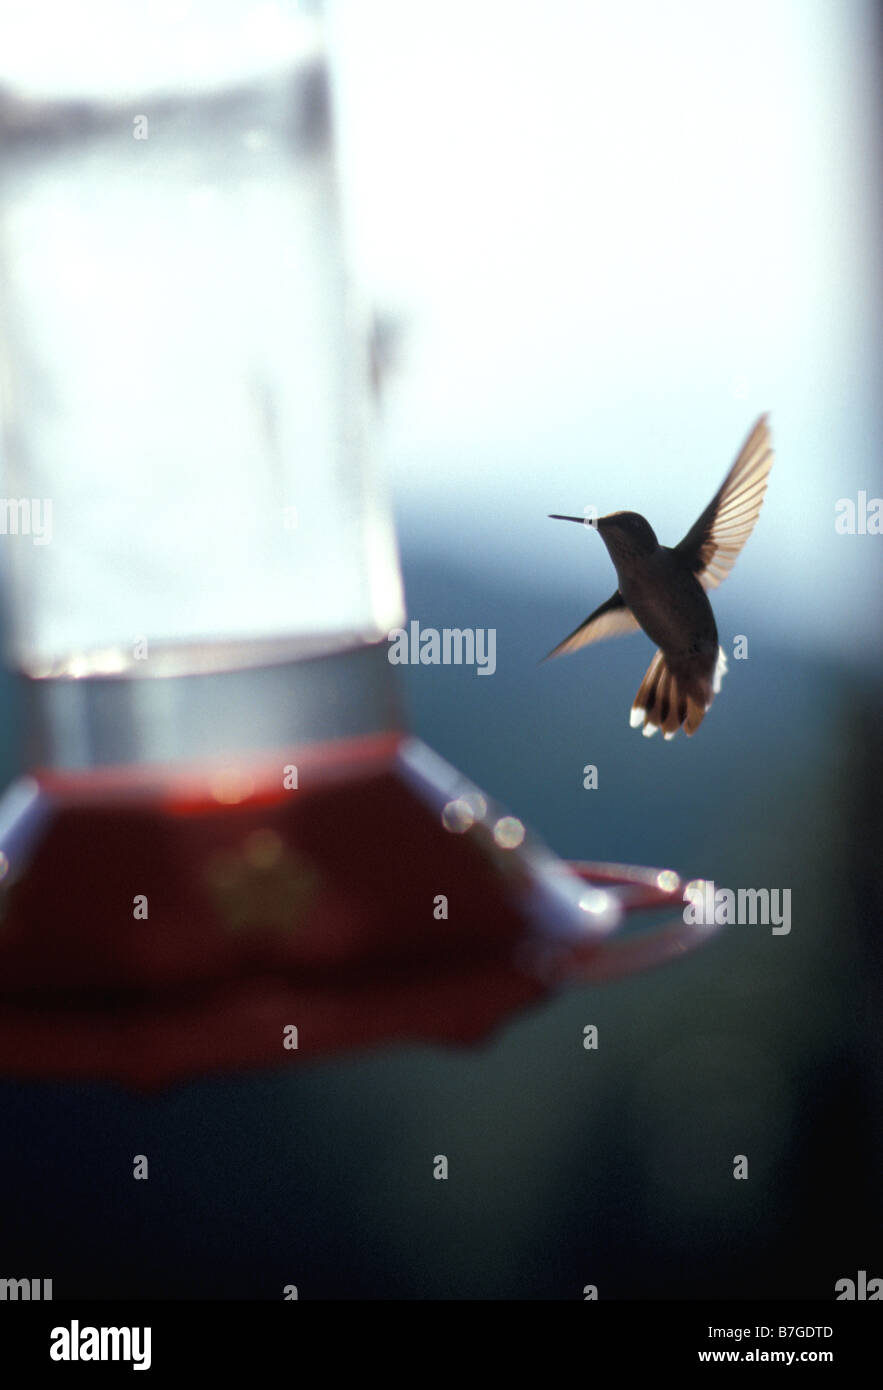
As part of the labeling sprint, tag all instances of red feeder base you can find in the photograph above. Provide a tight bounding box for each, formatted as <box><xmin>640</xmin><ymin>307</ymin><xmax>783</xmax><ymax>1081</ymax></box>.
<box><xmin>0</xmin><ymin>733</ymin><xmax>718</xmax><ymax>1088</ymax></box>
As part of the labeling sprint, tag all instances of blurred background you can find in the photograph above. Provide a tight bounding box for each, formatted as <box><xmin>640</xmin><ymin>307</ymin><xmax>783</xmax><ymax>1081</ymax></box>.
<box><xmin>0</xmin><ymin>0</ymin><xmax>881</xmax><ymax>1298</ymax></box>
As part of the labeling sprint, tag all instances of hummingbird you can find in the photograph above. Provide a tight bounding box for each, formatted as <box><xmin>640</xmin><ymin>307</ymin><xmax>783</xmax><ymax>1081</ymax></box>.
<box><xmin>546</xmin><ymin>415</ymin><xmax>773</xmax><ymax>738</ymax></box>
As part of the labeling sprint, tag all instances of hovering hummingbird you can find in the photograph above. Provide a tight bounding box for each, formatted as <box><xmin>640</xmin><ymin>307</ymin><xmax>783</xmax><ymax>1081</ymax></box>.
<box><xmin>546</xmin><ymin>415</ymin><xmax>773</xmax><ymax>738</ymax></box>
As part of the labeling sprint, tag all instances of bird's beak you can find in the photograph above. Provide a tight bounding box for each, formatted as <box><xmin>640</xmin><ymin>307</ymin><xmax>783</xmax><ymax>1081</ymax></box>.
<box><xmin>549</xmin><ymin>513</ymin><xmax>597</xmax><ymax>527</ymax></box>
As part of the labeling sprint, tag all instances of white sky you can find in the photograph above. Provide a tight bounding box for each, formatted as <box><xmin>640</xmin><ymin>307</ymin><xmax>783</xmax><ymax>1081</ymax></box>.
<box><xmin>328</xmin><ymin>0</ymin><xmax>883</xmax><ymax>661</ymax></box>
<box><xmin>0</xmin><ymin>1</ymin><xmax>878</xmax><ymax>664</ymax></box>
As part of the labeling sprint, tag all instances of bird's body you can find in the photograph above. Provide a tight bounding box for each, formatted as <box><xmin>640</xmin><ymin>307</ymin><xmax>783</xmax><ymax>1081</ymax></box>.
<box><xmin>547</xmin><ymin>416</ymin><xmax>773</xmax><ymax>738</ymax></box>
<box><xmin>614</xmin><ymin>535</ymin><xmax>717</xmax><ymax>653</ymax></box>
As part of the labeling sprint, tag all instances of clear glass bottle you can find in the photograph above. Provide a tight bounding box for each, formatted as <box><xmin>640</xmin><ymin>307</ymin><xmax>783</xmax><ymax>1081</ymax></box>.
<box><xmin>0</xmin><ymin>0</ymin><xmax>404</xmax><ymax>769</ymax></box>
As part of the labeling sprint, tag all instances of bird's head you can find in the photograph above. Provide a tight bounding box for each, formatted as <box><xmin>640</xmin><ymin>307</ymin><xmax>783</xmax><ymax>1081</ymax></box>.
<box><xmin>596</xmin><ymin>511</ymin><xmax>659</xmax><ymax>563</ymax></box>
<box><xmin>548</xmin><ymin>508</ymin><xmax>659</xmax><ymax>567</ymax></box>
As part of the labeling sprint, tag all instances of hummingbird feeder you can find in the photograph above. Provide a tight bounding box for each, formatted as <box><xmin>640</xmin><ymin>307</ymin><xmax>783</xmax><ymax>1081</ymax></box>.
<box><xmin>0</xmin><ymin>0</ymin><xmax>722</xmax><ymax>1090</ymax></box>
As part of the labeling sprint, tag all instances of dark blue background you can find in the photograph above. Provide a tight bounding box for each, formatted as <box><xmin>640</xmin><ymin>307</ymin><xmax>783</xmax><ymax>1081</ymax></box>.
<box><xmin>0</xmin><ymin>528</ymin><xmax>880</xmax><ymax>1300</ymax></box>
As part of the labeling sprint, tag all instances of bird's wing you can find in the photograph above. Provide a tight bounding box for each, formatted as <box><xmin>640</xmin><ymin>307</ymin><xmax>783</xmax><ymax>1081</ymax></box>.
<box><xmin>544</xmin><ymin>590</ymin><xmax>639</xmax><ymax>660</ymax></box>
<box><xmin>674</xmin><ymin>414</ymin><xmax>773</xmax><ymax>590</ymax></box>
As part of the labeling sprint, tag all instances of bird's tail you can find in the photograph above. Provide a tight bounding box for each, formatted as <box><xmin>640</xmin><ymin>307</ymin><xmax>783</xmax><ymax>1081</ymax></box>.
<box><xmin>630</xmin><ymin>647</ymin><xmax>728</xmax><ymax>739</ymax></box>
